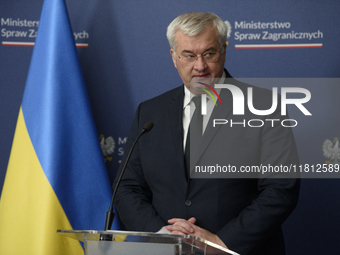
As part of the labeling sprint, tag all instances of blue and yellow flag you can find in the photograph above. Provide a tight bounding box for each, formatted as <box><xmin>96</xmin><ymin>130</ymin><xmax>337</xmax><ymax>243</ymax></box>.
<box><xmin>0</xmin><ymin>0</ymin><xmax>114</xmax><ymax>254</ymax></box>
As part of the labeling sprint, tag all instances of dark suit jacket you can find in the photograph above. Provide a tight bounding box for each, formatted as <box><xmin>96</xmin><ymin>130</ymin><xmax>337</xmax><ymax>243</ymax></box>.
<box><xmin>114</xmin><ymin>71</ymin><xmax>300</xmax><ymax>255</ymax></box>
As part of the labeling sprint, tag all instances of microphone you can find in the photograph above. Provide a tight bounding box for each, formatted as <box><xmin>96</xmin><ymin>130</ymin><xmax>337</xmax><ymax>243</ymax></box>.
<box><xmin>103</xmin><ymin>121</ymin><xmax>154</xmax><ymax>232</ymax></box>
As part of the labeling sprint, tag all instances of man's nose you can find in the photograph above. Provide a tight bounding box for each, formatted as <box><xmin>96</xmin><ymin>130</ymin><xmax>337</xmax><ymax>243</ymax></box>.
<box><xmin>193</xmin><ymin>55</ymin><xmax>207</xmax><ymax>71</ymax></box>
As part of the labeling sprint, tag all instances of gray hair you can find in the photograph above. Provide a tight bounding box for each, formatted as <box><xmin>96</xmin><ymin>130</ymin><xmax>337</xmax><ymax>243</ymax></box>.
<box><xmin>166</xmin><ymin>12</ymin><xmax>228</xmax><ymax>53</ymax></box>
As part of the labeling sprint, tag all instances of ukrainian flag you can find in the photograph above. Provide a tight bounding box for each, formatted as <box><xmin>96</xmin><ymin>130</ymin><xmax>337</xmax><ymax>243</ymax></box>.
<box><xmin>0</xmin><ymin>0</ymin><xmax>114</xmax><ymax>254</ymax></box>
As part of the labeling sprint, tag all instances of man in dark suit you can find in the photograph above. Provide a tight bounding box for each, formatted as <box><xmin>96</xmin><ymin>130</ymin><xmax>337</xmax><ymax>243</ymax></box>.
<box><xmin>114</xmin><ymin>12</ymin><xmax>300</xmax><ymax>255</ymax></box>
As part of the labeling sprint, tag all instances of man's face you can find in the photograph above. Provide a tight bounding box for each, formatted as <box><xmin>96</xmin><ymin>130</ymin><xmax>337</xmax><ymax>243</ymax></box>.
<box><xmin>170</xmin><ymin>25</ymin><xmax>226</xmax><ymax>90</ymax></box>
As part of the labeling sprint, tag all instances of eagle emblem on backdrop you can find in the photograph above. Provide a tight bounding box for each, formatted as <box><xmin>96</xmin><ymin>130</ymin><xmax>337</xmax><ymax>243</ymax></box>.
<box><xmin>224</xmin><ymin>20</ymin><xmax>232</xmax><ymax>46</ymax></box>
<box><xmin>100</xmin><ymin>134</ymin><xmax>115</xmax><ymax>162</ymax></box>
<box><xmin>322</xmin><ymin>137</ymin><xmax>340</xmax><ymax>164</ymax></box>
<box><xmin>224</xmin><ymin>20</ymin><xmax>232</xmax><ymax>39</ymax></box>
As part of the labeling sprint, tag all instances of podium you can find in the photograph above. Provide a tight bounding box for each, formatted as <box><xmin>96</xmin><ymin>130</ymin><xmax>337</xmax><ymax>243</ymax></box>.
<box><xmin>57</xmin><ymin>230</ymin><xmax>239</xmax><ymax>255</ymax></box>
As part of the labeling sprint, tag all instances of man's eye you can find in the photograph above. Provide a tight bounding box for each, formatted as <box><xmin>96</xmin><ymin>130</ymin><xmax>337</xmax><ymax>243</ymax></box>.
<box><xmin>203</xmin><ymin>52</ymin><xmax>216</xmax><ymax>57</ymax></box>
<box><xmin>184</xmin><ymin>55</ymin><xmax>195</xmax><ymax>59</ymax></box>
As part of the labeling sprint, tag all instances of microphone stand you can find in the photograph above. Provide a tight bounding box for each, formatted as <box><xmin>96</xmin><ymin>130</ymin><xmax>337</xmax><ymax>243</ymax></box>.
<box><xmin>100</xmin><ymin>121</ymin><xmax>154</xmax><ymax>241</ymax></box>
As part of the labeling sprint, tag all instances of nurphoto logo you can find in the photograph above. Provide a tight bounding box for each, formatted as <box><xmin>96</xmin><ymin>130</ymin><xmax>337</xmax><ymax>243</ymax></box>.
<box><xmin>190</xmin><ymin>78</ymin><xmax>312</xmax><ymax>128</ymax></box>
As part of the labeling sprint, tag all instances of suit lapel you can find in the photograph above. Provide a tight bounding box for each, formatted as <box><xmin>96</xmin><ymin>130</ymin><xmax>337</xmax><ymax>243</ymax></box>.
<box><xmin>168</xmin><ymin>86</ymin><xmax>188</xmax><ymax>183</ymax></box>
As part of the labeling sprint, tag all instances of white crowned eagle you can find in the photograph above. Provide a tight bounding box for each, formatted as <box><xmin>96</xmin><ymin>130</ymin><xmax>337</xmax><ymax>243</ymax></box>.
<box><xmin>100</xmin><ymin>135</ymin><xmax>115</xmax><ymax>161</ymax></box>
<box><xmin>322</xmin><ymin>137</ymin><xmax>340</xmax><ymax>164</ymax></box>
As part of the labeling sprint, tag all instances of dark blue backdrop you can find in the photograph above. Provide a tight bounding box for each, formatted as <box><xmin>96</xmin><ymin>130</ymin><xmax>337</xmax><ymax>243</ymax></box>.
<box><xmin>1</xmin><ymin>1</ymin><xmax>339</xmax><ymax>254</ymax></box>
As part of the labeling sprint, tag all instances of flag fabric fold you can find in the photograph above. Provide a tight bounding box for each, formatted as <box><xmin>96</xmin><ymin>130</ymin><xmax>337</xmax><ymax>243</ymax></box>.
<box><xmin>0</xmin><ymin>0</ymin><xmax>115</xmax><ymax>254</ymax></box>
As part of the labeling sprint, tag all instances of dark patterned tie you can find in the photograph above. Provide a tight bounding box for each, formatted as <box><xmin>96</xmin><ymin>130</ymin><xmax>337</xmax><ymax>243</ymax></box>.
<box><xmin>185</xmin><ymin>96</ymin><xmax>203</xmax><ymax>178</ymax></box>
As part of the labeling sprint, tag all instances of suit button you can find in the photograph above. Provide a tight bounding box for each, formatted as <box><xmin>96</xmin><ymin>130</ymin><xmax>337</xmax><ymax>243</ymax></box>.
<box><xmin>185</xmin><ymin>200</ymin><xmax>192</xmax><ymax>206</ymax></box>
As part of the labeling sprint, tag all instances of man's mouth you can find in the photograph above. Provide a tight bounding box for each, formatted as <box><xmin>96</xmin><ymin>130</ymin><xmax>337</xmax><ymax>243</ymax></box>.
<box><xmin>192</xmin><ymin>74</ymin><xmax>210</xmax><ymax>78</ymax></box>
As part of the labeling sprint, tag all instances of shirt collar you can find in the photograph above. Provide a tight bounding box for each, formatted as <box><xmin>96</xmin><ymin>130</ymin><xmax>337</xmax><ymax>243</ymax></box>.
<box><xmin>183</xmin><ymin>71</ymin><xmax>226</xmax><ymax>109</ymax></box>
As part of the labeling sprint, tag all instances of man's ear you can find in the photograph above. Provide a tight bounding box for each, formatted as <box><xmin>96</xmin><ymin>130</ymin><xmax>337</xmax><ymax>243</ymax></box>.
<box><xmin>170</xmin><ymin>49</ymin><xmax>177</xmax><ymax>69</ymax></box>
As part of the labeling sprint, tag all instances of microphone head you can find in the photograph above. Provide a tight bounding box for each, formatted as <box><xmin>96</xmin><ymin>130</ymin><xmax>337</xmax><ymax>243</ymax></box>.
<box><xmin>143</xmin><ymin>121</ymin><xmax>154</xmax><ymax>132</ymax></box>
